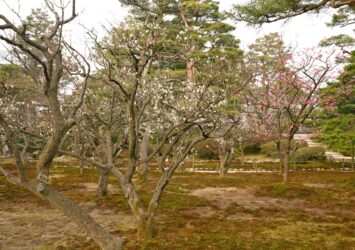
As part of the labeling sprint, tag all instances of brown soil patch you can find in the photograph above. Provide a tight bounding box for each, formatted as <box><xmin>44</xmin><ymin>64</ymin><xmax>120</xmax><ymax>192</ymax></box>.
<box><xmin>190</xmin><ymin>187</ymin><xmax>355</xmax><ymax>218</ymax></box>
<box><xmin>0</xmin><ymin>203</ymin><xmax>135</xmax><ymax>249</ymax></box>
<box><xmin>78</xmin><ymin>183</ymin><xmax>121</xmax><ymax>194</ymax></box>
<box><xmin>303</xmin><ymin>183</ymin><xmax>333</xmax><ymax>188</ymax></box>
<box><xmin>50</xmin><ymin>173</ymin><xmax>67</xmax><ymax>179</ymax></box>
<box><xmin>190</xmin><ymin>187</ymin><xmax>305</xmax><ymax>211</ymax></box>
<box><xmin>226</xmin><ymin>213</ymin><xmax>255</xmax><ymax>221</ymax></box>
<box><xmin>53</xmin><ymin>155</ymin><xmax>77</xmax><ymax>163</ymax></box>
<box><xmin>187</xmin><ymin>206</ymin><xmax>216</xmax><ymax>217</ymax></box>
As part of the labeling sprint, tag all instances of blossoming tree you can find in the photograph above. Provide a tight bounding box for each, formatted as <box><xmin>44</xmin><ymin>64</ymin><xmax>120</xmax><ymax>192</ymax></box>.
<box><xmin>244</xmin><ymin>33</ymin><xmax>340</xmax><ymax>183</ymax></box>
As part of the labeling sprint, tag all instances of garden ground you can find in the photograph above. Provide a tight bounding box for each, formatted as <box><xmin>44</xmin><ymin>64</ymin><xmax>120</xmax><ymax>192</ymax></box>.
<box><xmin>0</xmin><ymin>162</ymin><xmax>354</xmax><ymax>250</ymax></box>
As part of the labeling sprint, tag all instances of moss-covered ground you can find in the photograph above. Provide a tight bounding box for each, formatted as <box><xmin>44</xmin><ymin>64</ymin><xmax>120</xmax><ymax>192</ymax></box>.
<box><xmin>0</xmin><ymin>161</ymin><xmax>354</xmax><ymax>249</ymax></box>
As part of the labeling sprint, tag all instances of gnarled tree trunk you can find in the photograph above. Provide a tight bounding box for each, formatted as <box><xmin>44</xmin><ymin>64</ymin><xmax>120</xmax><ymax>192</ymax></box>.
<box><xmin>219</xmin><ymin>151</ymin><xmax>231</xmax><ymax>176</ymax></box>
<box><xmin>98</xmin><ymin>168</ymin><xmax>109</xmax><ymax>196</ymax></box>
<box><xmin>98</xmin><ymin>128</ymin><xmax>114</xmax><ymax>196</ymax></box>
<box><xmin>110</xmin><ymin>166</ymin><xmax>152</xmax><ymax>239</ymax></box>
<box><xmin>219</xmin><ymin>140</ymin><xmax>234</xmax><ymax>177</ymax></box>
<box><xmin>138</xmin><ymin>132</ymin><xmax>149</xmax><ymax>184</ymax></box>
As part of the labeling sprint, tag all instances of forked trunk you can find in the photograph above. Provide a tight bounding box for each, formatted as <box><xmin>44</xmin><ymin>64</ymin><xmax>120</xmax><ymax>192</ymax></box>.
<box><xmin>36</xmin><ymin>127</ymin><xmax>68</xmax><ymax>176</ymax></box>
<box><xmin>127</xmin><ymin>190</ymin><xmax>156</xmax><ymax>240</ymax></box>
<box><xmin>110</xmin><ymin>166</ymin><xmax>152</xmax><ymax>240</ymax></box>
<box><xmin>136</xmin><ymin>213</ymin><xmax>155</xmax><ymax>240</ymax></box>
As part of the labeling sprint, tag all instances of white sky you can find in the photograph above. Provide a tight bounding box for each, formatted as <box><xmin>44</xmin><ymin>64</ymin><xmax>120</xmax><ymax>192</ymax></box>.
<box><xmin>0</xmin><ymin>0</ymin><xmax>353</xmax><ymax>54</ymax></box>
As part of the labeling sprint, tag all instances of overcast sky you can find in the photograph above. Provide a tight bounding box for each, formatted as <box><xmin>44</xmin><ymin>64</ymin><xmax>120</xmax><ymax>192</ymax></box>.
<box><xmin>0</xmin><ymin>0</ymin><xmax>353</xmax><ymax>54</ymax></box>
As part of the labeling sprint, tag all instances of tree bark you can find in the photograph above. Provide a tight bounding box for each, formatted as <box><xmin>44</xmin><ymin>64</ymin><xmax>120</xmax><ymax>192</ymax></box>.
<box><xmin>21</xmin><ymin>136</ymin><xmax>30</xmax><ymax>168</ymax></box>
<box><xmin>110</xmin><ymin>166</ymin><xmax>151</xmax><ymax>239</ymax></box>
<box><xmin>136</xmin><ymin>213</ymin><xmax>155</xmax><ymax>240</ymax></box>
<box><xmin>275</xmin><ymin>141</ymin><xmax>284</xmax><ymax>175</ymax></box>
<box><xmin>219</xmin><ymin>140</ymin><xmax>233</xmax><ymax>177</ymax></box>
<box><xmin>219</xmin><ymin>152</ymin><xmax>231</xmax><ymax>176</ymax></box>
<box><xmin>282</xmin><ymin>152</ymin><xmax>290</xmax><ymax>184</ymax></box>
<box><xmin>97</xmin><ymin>168</ymin><xmax>109</xmax><ymax>196</ymax></box>
<box><xmin>98</xmin><ymin>128</ymin><xmax>114</xmax><ymax>196</ymax></box>
<box><xmin>187</xmin><ymin>59</ymin><xmax>196</xmax><ymax>85</ymax></box>
<box><xmin>80</xmin><ymin>159</ymin><xmax>84</xmax><ymax>174</ymax></box>
<box><xmin>2</xmin><ymin>143</ymin><xmax>8</xmax><ymax>158</ymax></box>
<box><xmin>36</xmin><ymin>126</ymin><xmax>69</xmax><ymax>176</ymax></box>
<box><xmin>282</xmin><ymin>141</ymin><xmax>291</xmax><ymax>184</ymax></box>
<box><xmin>138</xmin><ymin>132</ymin><xmax>149</xmax><ymax>184</ymax></box>
<box><xmin>111</xmin><ymin>136</ymin><xmax>204</xmax><ymax>241</ymax></box>
<box><xmin>143</xmin><ymin>138</ymin><xmax>203</xmax><ymax>238</ymax></box>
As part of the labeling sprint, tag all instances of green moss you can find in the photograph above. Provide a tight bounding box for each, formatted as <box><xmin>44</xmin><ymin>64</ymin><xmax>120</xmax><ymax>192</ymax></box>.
<box><xmin>259</xmin><ymin>221</ymin><xmax>355</xmax><ymax>250</ymax></box>
<box><xmin>1</xmin><ymin>163</ymin><xmax>355</xmax><ymax>250</ymax></box>
<box><xmin>273</xmin><ymin>184</ymin><xmax>316</xmax><ymax>199</ymax></box>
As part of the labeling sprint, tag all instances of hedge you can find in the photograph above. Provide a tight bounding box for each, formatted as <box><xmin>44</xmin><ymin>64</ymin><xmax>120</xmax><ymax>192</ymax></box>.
<box><xmin>291</xmin><ymin>146</ymin><xmax>326</xmax><ymax>163</ymax></box>
<box><xmin>261</xmin><ymin>140</ymin><xmax>308</xmax><ymax>157</ymax></box>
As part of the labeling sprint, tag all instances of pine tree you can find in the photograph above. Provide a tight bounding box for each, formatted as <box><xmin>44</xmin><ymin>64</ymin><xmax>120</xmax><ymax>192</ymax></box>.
<box><xmin>317</xmin><ymin>51</ymin><xmax>355</xmax><ymax>168</ymax></box>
